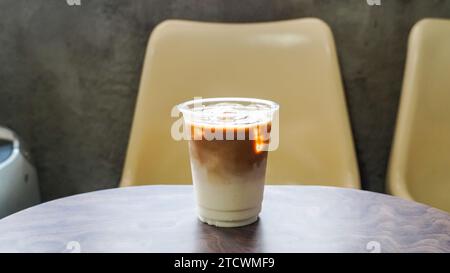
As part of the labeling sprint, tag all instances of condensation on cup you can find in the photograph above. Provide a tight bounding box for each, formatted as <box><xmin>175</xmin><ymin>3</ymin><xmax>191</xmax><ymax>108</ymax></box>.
<box><xmin>177</xmin><ymin>97</ymin><xmax>279</xmax><ymax>227</ymax></box>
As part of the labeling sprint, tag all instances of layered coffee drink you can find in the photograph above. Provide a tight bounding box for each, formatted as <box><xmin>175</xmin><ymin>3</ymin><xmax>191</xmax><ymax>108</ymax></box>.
<box><xmin>177</xmin><ymin>98</ymin><xmax>279</xmax><ymax>227</ymax></box>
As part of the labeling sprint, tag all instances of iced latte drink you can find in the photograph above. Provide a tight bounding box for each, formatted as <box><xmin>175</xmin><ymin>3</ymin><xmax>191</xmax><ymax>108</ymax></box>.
<box><xmin>177</xmin><ymin>98</ymin><xmax>279</xmax><ymax>227</ymax></box>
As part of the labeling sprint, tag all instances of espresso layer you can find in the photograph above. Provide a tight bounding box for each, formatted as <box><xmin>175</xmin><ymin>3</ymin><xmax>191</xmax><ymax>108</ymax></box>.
<box><xmin>188</xmin><ymin>123</ymin><xmax>271</xmax><ymax>182</ymax></box>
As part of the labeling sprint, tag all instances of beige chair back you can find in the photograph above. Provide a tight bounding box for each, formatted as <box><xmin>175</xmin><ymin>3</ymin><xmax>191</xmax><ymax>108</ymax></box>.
<box><xmin>388</xmin><ymin>19</ymin><xmax>450</xmax><ymax>212</ymax></box>
<box><xmin>121</xmin><ymin>19</ymin><xmax>360</xmax><ymax>188</ymax></box>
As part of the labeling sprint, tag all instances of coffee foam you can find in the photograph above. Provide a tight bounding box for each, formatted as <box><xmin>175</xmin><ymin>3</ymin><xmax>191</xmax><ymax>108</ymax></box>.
<box><xmin>185</xmin><ymin>102</ymin><xmax>273</xmax><ymax>128</ymax></box>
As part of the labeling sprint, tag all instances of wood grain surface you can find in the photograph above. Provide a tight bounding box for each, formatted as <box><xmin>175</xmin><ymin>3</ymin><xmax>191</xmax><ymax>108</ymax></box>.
<box><xmin>0</xmin><ymin>185</ymin><xmax>449</xmax><ymax>253</ymax></box>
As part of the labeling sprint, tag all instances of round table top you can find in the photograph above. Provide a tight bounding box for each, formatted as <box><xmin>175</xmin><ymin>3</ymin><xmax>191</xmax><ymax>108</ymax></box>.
<box><xmin>0</xmin><ymin>185</ymin><xmax>449</xmax><ymax>253</ymax></box>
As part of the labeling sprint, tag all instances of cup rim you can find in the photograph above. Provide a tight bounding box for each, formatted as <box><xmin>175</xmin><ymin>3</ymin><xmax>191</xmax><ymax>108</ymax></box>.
<box><xmin>177</xmin><ymin>97</ymin><xmax>279</xmax><ymax>115</ymax></box>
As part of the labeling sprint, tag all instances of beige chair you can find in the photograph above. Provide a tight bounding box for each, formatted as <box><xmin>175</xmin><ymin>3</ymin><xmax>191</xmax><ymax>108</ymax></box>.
<box><xmin>121</xmin><ymin>19</ymin><xmax>360</xmax><ymax>188</ymax></box>
<box><xmin>388</xmin><ymin>19</ymin><xmax>450</xmax><ymax>212</ymax></box>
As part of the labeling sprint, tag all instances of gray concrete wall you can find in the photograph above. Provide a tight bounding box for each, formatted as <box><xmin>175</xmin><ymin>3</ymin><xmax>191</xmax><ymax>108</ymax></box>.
<box><xmin>1</xmin><ymin>0</ymin><xmax>449</xmax><ymax>201</ymax></box>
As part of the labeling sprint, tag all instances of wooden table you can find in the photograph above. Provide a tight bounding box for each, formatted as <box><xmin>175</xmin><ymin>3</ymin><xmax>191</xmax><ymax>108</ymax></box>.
<box><xmin>0</xmin><ymin>185</ymin><xmax>449</xmax><ymax>253</ymax></box>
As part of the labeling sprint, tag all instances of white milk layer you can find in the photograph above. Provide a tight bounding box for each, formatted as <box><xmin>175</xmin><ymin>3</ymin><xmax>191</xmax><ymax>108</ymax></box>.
<box><xmin>189</xmin><ymin>147</ymin><xmax>267</xmax><ymax>227</ymax></box>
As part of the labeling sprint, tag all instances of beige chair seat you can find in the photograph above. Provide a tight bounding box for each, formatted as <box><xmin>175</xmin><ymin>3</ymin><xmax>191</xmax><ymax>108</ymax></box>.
<box><xmin>121</xmin><ymin>19</ymin><xmax>360</xmax><ymax>189</ymax></box>
<box><xmin>388</xmin><ymin>19</ymin><xmax>450</xmax><ymax>212</ymax></box>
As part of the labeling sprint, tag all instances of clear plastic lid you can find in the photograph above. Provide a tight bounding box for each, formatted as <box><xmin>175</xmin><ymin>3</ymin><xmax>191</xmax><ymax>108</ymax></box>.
<box><xmin>177</xmin><ymin>97</ymin><xmax>279</xmax><ymax>127</ymax></box>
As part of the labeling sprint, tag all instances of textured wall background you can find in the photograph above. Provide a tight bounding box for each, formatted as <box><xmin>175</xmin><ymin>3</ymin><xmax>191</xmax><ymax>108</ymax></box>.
<box><xmin>1</xmin><ymin>0</ymin><xmax>450</xmax><ymax>201</ymax></box>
